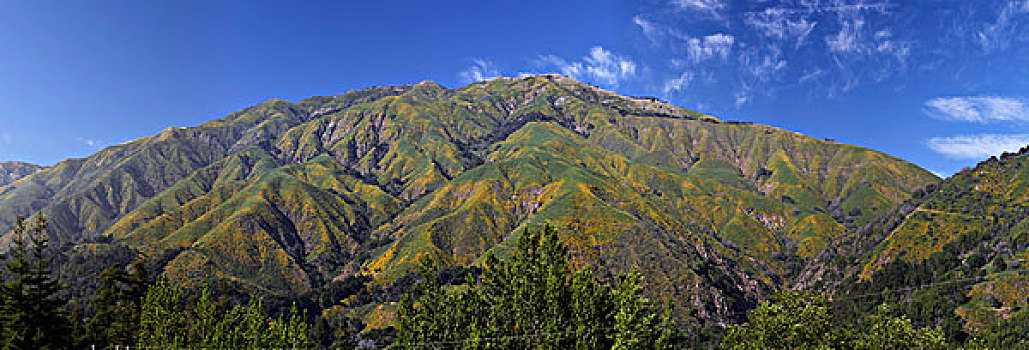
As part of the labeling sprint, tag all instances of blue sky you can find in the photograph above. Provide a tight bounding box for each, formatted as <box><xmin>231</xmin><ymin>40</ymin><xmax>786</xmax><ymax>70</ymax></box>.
<box><xmin>0</xmin><ymin>0</ymin><xmax>1027</xmax><ymax>176</ymax></box>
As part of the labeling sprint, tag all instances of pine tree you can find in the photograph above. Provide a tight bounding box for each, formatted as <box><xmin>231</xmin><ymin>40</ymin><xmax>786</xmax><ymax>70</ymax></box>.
<box><xmin>136</xmin><ymin>277</ymin><xmax>188</xmax><ymax>348</ymax></box>
<box><xmin>136</xmin><ymin>277</ymin><xmax>314</xmax><ymax>348</ymax></box>
<box><xmin>84</xmin><ymin>260</ymin><xmax>148</xmax><ymax>348</ymax></box>
<box><xmin>395</xmin><ymin>224</ymin><xmax>672</xmax><ymax>349</ymax></box>
<box><xmin>721</xmin><ymin>291</ymin><xmax>836</xmax><ymax>349</ymax></box>
<box><xmin>0</xmin><ymin>216</ymin><xmax>72</xmax><ymax>350</ymax></box>
<box><xmin>611</xmin><ymin>270</ymin><xmax>659</xmax><ymax>350</ymax></box>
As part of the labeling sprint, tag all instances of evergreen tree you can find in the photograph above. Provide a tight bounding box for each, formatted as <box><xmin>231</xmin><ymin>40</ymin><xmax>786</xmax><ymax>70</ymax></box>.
<box><xmin>136</xmin><ymin>277</ymin><xmax>188</xmax><ymax>348</ymax></box>
<box><xmin>611</xmin><ymin>270</ymin><xmax>659</xmax><ymax>350</ymax></box>
<box><xmin>722</xmin><ymin>291</ymin><xmax>836</xmax><ymax>349</ymax></box>
<box><xmin>135</xmin><ymin>277</ymin><xmax>314</xmax><ymax>348</ymax></box>
<box><xmin>84</xmin><ymin>260</ymin><xmax>148</xmax><ymax>348</ymax></box>
<box><xmin>853</xmin><ymin>305</ymin><xmax>945</xmax><ymax>349</ymax></box>
<box><xmin>721</xmin><ymin>291</ymin><xmax>946</xmax><ymax>349</ymax></box>
<box><xmin>0</xmin><ymin>216</ymin><xmax>72</xmax><ymax>350</ymax></box>
<box><xmin>395</xmin><ymin>225</ymin><xmax>672</xmax><ymax>349</ymax></box>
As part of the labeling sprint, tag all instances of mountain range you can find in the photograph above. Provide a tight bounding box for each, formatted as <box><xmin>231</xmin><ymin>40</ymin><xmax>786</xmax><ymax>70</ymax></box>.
<box><xmin>6</xmin><ymin>74</ymin><xmax>1015</xmax><ymax>327</ymax></box>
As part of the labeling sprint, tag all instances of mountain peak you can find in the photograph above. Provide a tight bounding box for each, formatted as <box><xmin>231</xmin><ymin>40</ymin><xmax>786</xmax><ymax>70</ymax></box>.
<box><xmin>0</xmin><ymin>76</ymin><xmax>939</xmax><ymax>323</ymax></box>
<box><xmin>413</xmin><ymin>80</ymin><xmax>445</xmax><ymax>88</ymax></box>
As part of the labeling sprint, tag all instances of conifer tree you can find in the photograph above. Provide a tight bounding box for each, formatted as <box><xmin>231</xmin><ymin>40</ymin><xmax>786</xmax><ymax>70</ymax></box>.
<box><xmin>85</xmin><ymin>260</ymin><xmax>148</xmax><ymax>348</ymax></box>
<box><xmin>721</xmin><ymin>291</ymin><xmax>946</xmax><ymax>349</ymax></box>
<box><xmin>136</xmin><ymin>277</ymin><xmax>188</xmax><ymax>348</ymax></box>
<box><xmin>0</xmin><ymin>216</ymin><xmax>72</xmax><ymax>350</ymax></box>
<box><xmin>611</xmin><ymin>270</ymin><xmax>659</xmax><ymax>350</ymax></box>
<box><xmin>395</xmin><ymin>224</ymin><xmax>673</xmax><ymax>349</ymax></box>
<box><xmin>136</xmin><ymin>277</ymin><xmax>314</xmax><ymax>348</ymax></box>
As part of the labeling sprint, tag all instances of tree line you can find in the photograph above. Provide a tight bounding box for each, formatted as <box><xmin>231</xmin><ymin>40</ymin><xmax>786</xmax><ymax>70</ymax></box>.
<box><xmin>0</xmin><ymin>216</ymin><xmax>1021</xmax><ymax>349</ymax></box>
<box><xmin>0</xmin><ymin>216</ymin><xmax>311</xmax><ymax>349</ymax></box>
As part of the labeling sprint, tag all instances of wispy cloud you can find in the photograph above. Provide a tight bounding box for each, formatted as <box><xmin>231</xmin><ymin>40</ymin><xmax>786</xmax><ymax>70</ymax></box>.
<box><xmin>1</xmin><ymin>133</ymin><xmax>11</xmax><ymax>144</ymax></box>
<box><xmin>927</xmin><ymin>134</ymin><xmax>1029</xmax><ymax>159</ymax></box>
<box><xmin>685</xmin><ymin>33</ymin><xmax>735</xmax><ymax>63</ymax></box>
<box><xmin>825</xmin><ymin>16</ymin><xmax>866</xmax><ymax>53</ymax></box>
<box><xmin>647</xmin><ymin>0</ymin><xmax>905</xmax><ymax>106</ymax></box>
<box><xmin>670</xmin><ymin>0</ymin><xmax>725</xmax><ymax>18</ymax></box>
<box><xmin>745</xmin><ymin>8</ymin><xmax>817</xmax><ymax>48</ymax></box>
<box><xmin>663</xmin><ymin>71</ymin><xmax>693</xmax><ymax>94</ymax></box>
<box><xmin>633</xmin><ymin>15</ymin><xmax>663</xmax><ymax>43</ymax></box>
<box><xmin>76</xmin><ymin>137</ymin><xmax>102</xmax><ymax>148</ymax></box>
<box><xmin>925</xmin><ymin>96</ymin><xmax>1029</xmax><ymax>123</ymax></box>
<box><xmin>740</xmin><ymin>49</ymin><xmax>787</xmax><ymax>82</ymax></box>
<box><xmin>457</xmin><ymin>59</ymin><xmax>501</xmax><ymax>84</ymax></box>
<box><xmin>798</xmin><ymin>68</ymin><xmax>826</xmax><ymax>83</ymax></box>
<box><xmin>976</xmin><ymin>0</ymin><xmax>1029</xmax><ymax>53</ymax></box>
<box><xmin>538</xmin><ymin>46</ymin><xmax>638</xmax><ymax>87</ymax></box>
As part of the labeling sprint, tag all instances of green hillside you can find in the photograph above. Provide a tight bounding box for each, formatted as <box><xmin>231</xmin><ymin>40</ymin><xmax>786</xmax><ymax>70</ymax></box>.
<box><xmin>0</xmin><ymin>161</ymin><xmax>41</xmax><ymax>188</ymax></box>
<box><xmin>0</xmin><ymin>75</ymin><xmax>939</xmax><ymax>322</ymax></box>
<box><xmin>845</xmin><ymin>147</ymin><xmax>1029</xmax><ymax>336</ymax></box>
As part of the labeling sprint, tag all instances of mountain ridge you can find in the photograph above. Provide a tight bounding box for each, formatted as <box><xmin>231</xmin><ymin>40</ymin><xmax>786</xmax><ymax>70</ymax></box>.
<box><xmin>0</xmin><ymin>74</ymin><xmax>939</xmax><ymax>321</ymax></box>
<box><xmin>0</xmin><ymin>161</ymin><xmax>42</xmax><ymax>188</ymax></box>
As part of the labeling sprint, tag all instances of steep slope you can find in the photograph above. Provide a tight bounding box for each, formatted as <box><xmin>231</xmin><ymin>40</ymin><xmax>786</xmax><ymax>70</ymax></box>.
<box><xmin>354</xmin><ymin>76</ymin><xmax>936</xmax><ymax>317</ymax></box>
<box><xmin>846</xmin><ymin>146</ymin><xmax>1029</xmax><ymax>334</ymax></box>
<box><xmin>0</xmin><ymin>161</ymin><xmax>41</xmax><ymax>188</ymax></box>
<box><xmin>0</xmin><ymin>87</ymin><xmax>410</xmax><ymax>243</ymax></box>
<box><xmin>0</xmin><ymin>75</ymin><xmax>938</xmax><ymax>320</ymax></box>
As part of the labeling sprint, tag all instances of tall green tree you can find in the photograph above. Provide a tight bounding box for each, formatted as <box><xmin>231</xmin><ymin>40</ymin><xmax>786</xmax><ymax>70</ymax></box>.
<box><xmin>722</xmin><ymin>291</ymin><xmax>836</xmax><ymax>349</ymax></box>
<box><xmin>395</xmin><ymin>225</ymin><xmax>672</xmax><ymax>349</ymax></box>
<box><xmin>0</xmin><ymin>216</ymin><xmax>72</xmax><ymax>350</ymax></box>
<box><xmin>84</xmin><ymin>260</ymin><xmax>148</xmax><ymax>348</ymax></box>
<box><xmin>721</xmin><ymin>291</ymin><xmax>945</xmax><ymax>349</ymax></box>
<box><xmin>136</xmin><ymin>277</ymin><xmax>188</xmax><ymax>348</ymax></box>
<box><xmin>853</xmin><ymin>305</ymin><xmax>946</xmax><ymax>349</ymax></box>
<box><xmin>135</xmin><ymin>277</ymin><xmax>314</xmax><ymax>349</ymax></box>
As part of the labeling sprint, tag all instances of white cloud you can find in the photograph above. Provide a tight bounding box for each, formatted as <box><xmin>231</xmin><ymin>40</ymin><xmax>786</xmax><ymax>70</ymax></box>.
<box><xmin>927</xmin><ymin>134</ymin><xmax>1029</xmax><ymax>159</ymax></box>
<box><xmin>740</xmin><ymin>48</ymin><xmax>788</xmax><ymax>82</ymax></box>
<box><xmin>77</xmin><ymin>137</ymin><xmax>102</xmax><ymax>148</ymax></box>
<box><xmin>637</xmin><ymin>0</ymin><xmax>926</xmax><ymax>105</ymax></box>
<box><xmin>685</xmin><ymin>33</ymin><xmax>735</xmax><ymax>63</ymax></box>
<box><xmin>663</xmin><ymin>71</ymin><xmax>693</xmax><ymax>93</ymax></box>
<box><xmin>734</xmin><ymin>91</ymin><xmax>751</xmax><ymax>108</ymax></box>
<box><xmin>977</xmin><ymin>0</ymin><xmax>1029</xmax><ymax>52</ymax></box>
<box><xmin>457</xmin><ymin>59</ymin><xmax>500</xmax><ymax>84</ymax></box>
<box><xmin>538</xmin><ymin>46</ymin><xmax>638</xmax><ymax>87</ymax></box>
<box><xmin>925</xmin><ymin>97</ymin><xmax>1029</xmax><ymax>123</ymax></box>
<box><xmin>799</xmin><ymin>68</ymin><xmax>826</xmax><ymax>83</ymax></box>
<box><xmin>744</xmin><ymin>8</ymin><xmax>818</xmax><ymax>48</ymax></box>
<box><xmin>671</xmin><ymin>0</ymin><xmax>725</xmax><ymax>17</ymax></box>
<box><xmin>633</xmin><ymin>15</ymin><xmax>663</xmax><ymax>43</ymax></box>
<box><xmin>825</xmin><ymin>16</ymin><xmax>866</xmax><ymax>53</ymax></box>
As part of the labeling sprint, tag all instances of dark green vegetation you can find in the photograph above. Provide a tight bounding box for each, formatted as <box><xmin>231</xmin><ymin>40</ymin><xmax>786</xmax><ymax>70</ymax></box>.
<box><xmin>395</xmin><ymin>225</ymin><xmax>675</xmax><ymax>349</ymax></box>
<box><xmin>0</xmin><ymin>216</ymin><xmax>72</xmax><ymax>349</ymax></box>
<box><xmin>1</xmin><ymin>220</ymin><xmax>967</xmax><ymax>349</ymax></box>
<box><xmin>833</xmin><ymin>146</ymin><xmax>1029</xmax><ymax>347</ymax></box>
<box><xmin>723</xmin><ymin>291</ymin><xmax>945</xmax><ymax>349</ymax></box>
<box><xmin>0</xmin><ymin>215</ymin><xmax>314</xmax><ymax>349</ymax></box>
<box><xmin>5</xmin><ymin>75</ymin><xmax>1027</xmax><ymax>347</ymax></box>
<box><xmin>134</xmin><ymin>278</ymin><xmax>313</xmax><ymax>348</ymax></box>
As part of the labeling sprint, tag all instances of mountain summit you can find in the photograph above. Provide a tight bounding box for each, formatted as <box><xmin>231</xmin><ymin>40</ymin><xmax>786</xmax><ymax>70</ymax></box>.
<box><xmin>0</xmin><ymin>75</ymin><xmax>938</xmax><ymax>318</ymax></box>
